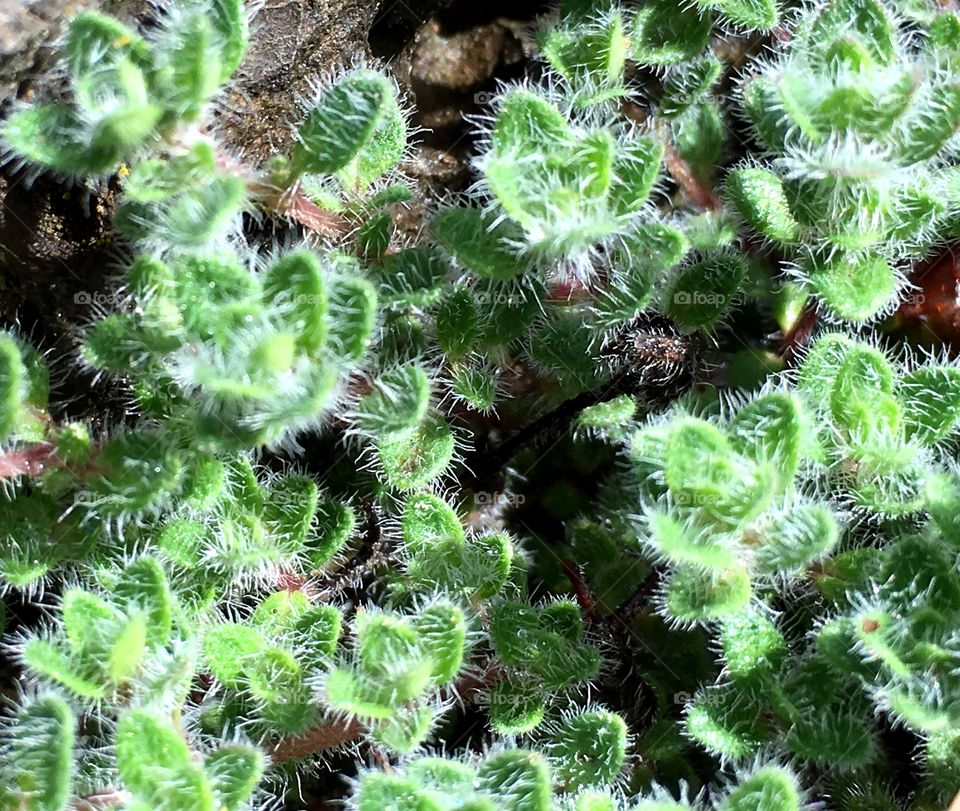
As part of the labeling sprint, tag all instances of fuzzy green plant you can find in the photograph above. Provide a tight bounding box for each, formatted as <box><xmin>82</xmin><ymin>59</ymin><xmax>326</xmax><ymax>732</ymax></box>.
<box><xmin>631</xmin><ymin>390</ymin><xmax>840</xmax><ymax>624</ymax></box>
<box><xmin>796</xmin><ymin>332</ymin><xmax>960</xmax><ymax>516</ymax></box>
<box><xmin>729</xmin><ymin>0</ymin><xmax>960</xmax><ymax>320</ymax></box>
<box><xmin>1</xmin><ymin>0</ymin><xmax>960</xmax><ymax>809</ymax></box>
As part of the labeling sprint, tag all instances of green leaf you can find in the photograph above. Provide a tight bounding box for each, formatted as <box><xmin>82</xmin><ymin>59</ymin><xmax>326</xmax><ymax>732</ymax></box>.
<box><xmin>355</xmin><ymin>774</ymin><xmax>427</xmax><ymax>811</ymax></box>
<box><xmin>108</xmin><ymin>614</ymin><xmax>148</xmax><ymax>683</ymax></box>
<box><xmin>685</xmin><ymin>684</ymin><xmax>765</xmax><ymax>759</ymax></box>
<box><xmin>665</xmin><ymin>566</ymin><xmax>753</xmax><ymax>623</ymax></box>
<box><xmin>87</xmin><ymin>430</ymin><xmax>183</xmax><ymax>515</ymax></box>
<box><xmin>648</xmin><ymin>511</ymin><xmax>735</xmax><ymax>571</ymax></box>
<box><xmin>786</xmin><ymin>712</ymin><xmax>875</xmax><ymax>768</ymax></box>
<box><xmin>358</xmin><ymin>210</ymin><xmax>393</xmax><ymax>258</ymax></box>
<box><xmin>796</xmin><ymin>332</ymin><xmax>854</xmax><ymax>404</ymax></box>
<box><xmin>62</xmin><ymin>590</ymin><xmax>117</xmax><ymax>657</ymax></box>
<box><xmin>306</xmin><ymin>498</ymin><xmax>356</xmax><ymax>568</ymax></box>
<box><xmin>0</xmin><ymin>333</ymin><xmax>26</xmax><ymax>440</ymax></box>
<box><xmin>65</xmin><ymin>12</ymin><xmax>150</xmax><ymax>83</ymax></box>
<box><xmin>452</xmin><ymin>364</ymin><xmax>498</xmax><ymax>412</ymax></box>
<box><xmin>492</xmin><ymin>90</ymin><xmax>571</xmax><ymax>152</ymax></box>
<box><xmin>11</xmin><ymin>695</ymin><xmax>75</xmax><ymax>811</ymax></box>
<box><xmin>898</xmin><ymin>81</ymin><xmax>960</xmax><ymax>163</ymax></box>
<box><xmin>755</xmin><ymin>503</ymin><xmax>839</xmax><ymax>573</ymax></box>
<box><xmin>477</xmin><ymin>750</ymin><xmax>552</xmax><ymax>811</ymax></box>
<box><xmin>293</xmin><ymin>604</ymin><xmax>342</xmax><ymax>662</ymax></box>
<box><xmin>725</xmin><ymin>168</ymin><xmax>799</xmax><ymax>243</ymax></box>
<box><xmin>707</xmin><ymin>0</ymin><xmax>779</xmax><ymax>30</ymax></box>
<box><xmin>3</xmin><ymin>105</ymin><xmax>117</xmax><ymax>175</ymax></box>
<box><xmin>540</xmin><ymin>10</ymin><xmax>629</xmax><ymax>87</ymax></box>
<box><xmin>436</xmin><ymin>286</ymin><xmax>480</xmax><ymax>361</ymax></box>
<box><xmin>116</xmin><ymin>711</ymin><xmax>214</xmax><ymax>811</ymax></box>
<box><xmin>293</xmin><ymin>69</ymin><xmax>397</xmax><ymax>176</ymax></box>
<box><xmin>246</xmin><ymin>647</ymin><xmax>314</xmax><ymax>733</ymax></box>
<box><xmin>663</xmin><ymin>418</ymin><xmax>771</xmax><ymax>526</ymax></box>
<box><xmin>327</xmin><ymin>276</ymin><xmax>378</xmax><ymax>361</ymax></box>
<box><xmin>727</xmin><ymin>392</ymin><xmax>805</xmax><ymax>488</ymax></box>
<box><xmin>718</xmin><ymin>766</ymin><xmax>801</xmax><ymax>811</ymax></box>
<box><xmin>547</xmin><ymin>711</ymin><xmax>628</xmax><ymax>792</ymax></box>
<box><xmin>414</xmin><ymin>602</ymin><xmax>467</xmax><ymax>684</ymax></box>
<box><xmin>577</xmin><ymin>394</ymin><xmax>636</xmax><ymax>431</ymax></box>
<box><xmin>807</xmin><ymin>251</ymin><xmax>896</xmax><ymax>322</ymax></box>
<box><xmin>90</xmin><ymin>102</ymin><xmax>163</xmax><ymax>160</ymax></box>
<box><xmin>665</xmin><ymin>253</ymin><xmax>746</xmax><ymax>330</ymax></box>
<box><xmin>721</xmin><ymin>608</ymin><xmax>786</xmax><ymax>684</ymax></box>
<box><xmin>205</xmin><ymin>746</ymin><xmax>265</xmax><ymax>811</ymax></box>
<box><xmin>661</xmin><ymin>58</ymin><xmax>723</xmax><ymax>119</ymax></box>
<box><xmin>899</xmin><ymin>365</ymin><xmax>960</xmax><ymax>445</ymax></box>
<box><xmin>632</xmin><ymin>0</ymin><xmax>713</xmax><ymax>65</ymax></box>
<box><xmin>375</xmin><ymin>246</ymin><xmax>448</xmax><ymax>308</ymax></box>
<box><xmin>204</xmin><ymin>623</ymin><xmax>266</xmax><ymax>688</ymax></box>
<box><xmin>115</xmin><ymin>556</ymin><xmax>173</xmax><ymax>648</ymax></box>
<box><xmin>250</xmin><ymin>590</ymin><xmax>311</xmax><ymax>636</ymax></box>
<box><xmin>357</xmin><ymin>365</ymin><xmax>431</xmax><ymax>434</ymax></box>
<box><xmin>371</xmin><ymin>706</ymin><xmax>437</xmax><ymax>754</ymax></box>
<box><xmin>162</xmin><ymin>14</ymin><xmax>222</xmax><ymax>119</ymax></box>
<box><xmin>432</xmin><ymin>207</ymin><xmax>525</xmax><ymax>281</ymax></box>
<box><xmin>209</xmin><ymin>0</ymin><xmax>249</xmax><ymax>82</ymax></box>
<box><xmin>489</xmin><ymin>677</ymin><xmax>547</xmax><ymax>734</ymax></box>
<box><xmin>673</xmin><ymin>100</ymin><xmax>724</xmax><ymax>180</ymax></box>
<box><xmin>741</xmin><ymin>76</ymin><xmax>787</xmax><ymax>152</ymax></box>
<box><xmin>378</xmin><ymin>416</ymin><xmax>455</xmax><ymax>491</ymax></box>
<box><xmin>262</xmin><ymin>474</ymin><xmax>319</xmax><ymax>553</ymax></box>
<box><xmin>402</xmin><ymin>493</ymin><xmax>465</xmax><ymax>556</ymax></box>
<box><xmin>528</xmin><ymin>313</ymin><xmax>601</xmax><ymax>395</ymax></box>
<box><xmin>828</xmin><ymin>343</ymin><xmax>896</xmax><ymax>433</ymax></box>
<box><xmin>23</xmin><ymin>640</ymin><xmax>105</xmax><ymax>699</ymax></box>
<box><xmin>609</xmin><ymin>136</ymin><xmax>664</xmax><ymax>216</ymax></box>
<box><xmin>262</xmin><ymin>251</ymin><xmax>328</xmax><ymax>354</ymax></box>
<box><xmin>808</xmin><ymin>0</ymin><xmax>896</xmax><ymax>64</ymax></box>
<box><xmin>490</xmin><ymin>602</ymin><xmax>600</xmax><ymax>688</ymax></box>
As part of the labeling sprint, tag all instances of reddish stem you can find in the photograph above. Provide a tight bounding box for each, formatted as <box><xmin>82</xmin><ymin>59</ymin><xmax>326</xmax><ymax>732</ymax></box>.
<box><xmin>661</xmin><ymin>139</ymin><xmax>723</xmax><ymax>212</ymax></box>
<box><xmin>271</xmin><ymin>185</ymin><xmax>352</xmax><ymax>237</ymax></box>
<box><xmin>621</xmin><ymin>101</ymin><xmax>722</xmax><ymax>212</ymax></box>
<box><xmin>268</xmin><ymin>664</ymin><xmax>504</xmax><ymax>765</ymax></box>
<box><xmin>269</xmin><ymin>717</ymin><xmax>367</xmax><ymax>765</ymax></box>
<box><xmin>778</xmin><ymin>301</ymin><xmax>819</xmax><ymax>367</ymax></box>
<box><xmin>74</xmin><ymin>790</ymin><xmax>130</xmax><ymax>810</ymax></box>
<box><xmin>561</xmin><ymin>559</ymin><xmax>599</xmax><ymax>623</ymax></box>
<box><xmin>0</xmin><ymin>442</ymin><xmax>59</xmax><ymax>479</ymax></box>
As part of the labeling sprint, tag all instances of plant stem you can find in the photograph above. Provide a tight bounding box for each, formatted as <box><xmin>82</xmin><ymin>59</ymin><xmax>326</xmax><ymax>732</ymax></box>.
<box><xmin>269</xmin><ymin>717</ymin><xmax>367</xmax><ymax>765</ymax></box>
<box><xmin>0</xmin><ymin>442</ymin><xmax>59</xmax><ymax>480</ymax></box>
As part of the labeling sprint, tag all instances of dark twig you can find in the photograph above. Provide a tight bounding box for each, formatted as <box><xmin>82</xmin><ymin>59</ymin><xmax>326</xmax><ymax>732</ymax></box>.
<box><xmin>778</xmin><ymin>300</ymin><xmax>819</xmax><ymax>367</ymax></box>
<box><xmin>561</xmin><ymin>559</ymin><xmax>600</xmax><ymax>624</ymax></box>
